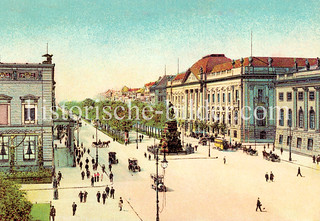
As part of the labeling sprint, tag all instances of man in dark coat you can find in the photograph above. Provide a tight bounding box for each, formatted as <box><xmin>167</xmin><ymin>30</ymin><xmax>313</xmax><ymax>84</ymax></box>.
<box><xmin>91</xmin><ymin>176</ymin><xmax>94</xmax><ymax>186</ymax></box>
<box><xmin>86</xmin><ymin>170</ymin><xmax>90</xmax><ymax>179</ymax></box>
<box><xmin>110</xmin><ymin>187</ymin><xmax>115</xmax><ymax>199</ymax></box>
<box><xmin>105</xmin><ymin>185</ymin><xmax>110</xmax><ymax>198</ymax></box>
<box><xmin>102</xmin><ymin>191</ymin><xmax>107</xmax><ymax>204</ymax></box>
<box><xmin>297</xmin><ymin>167</ymin><xmax>303</xmax><ymax>177</ymax></box>
<box><xmin>96</xmin><ymin>191</ymin><xmax>101</xmax><ymax>203</ymax></box>
<box><xmin>85</xmin><ymin>157</ymin><xmax>89</xmax><ymax>164</ymax></box>
<box><xmin>270</xmin><ymin>171</ymin><xmax>274</xmax><ymax>182</ymax></box>
<box><xmin>109</xmin><ymin>164</ymin><xmax>112</xmax><ymax>171</ymax></box>
<box><xmin>72</xmin><ymin>202</ymin><xmax>77</xmax><ymax>216</ymax></box>
<box><xmin>109</xmin><ymin>172</ymin><xmax>114</xmax><ymax>182</ymax></box>
<box><xmin>256</xmin><ymin>198</ymin><xmax>262</xmax><ymax>212</ymax></box>
<box><xmin>83</xmin><ymin>191</ymin><xmax>88</xmax><ymax>203</ymax></box>
<box><xmin>50</xmin><ymin>206</ymin><xmax>56</xmax><ymax>221</ymax></box>
<box><xmin>79</xmin><ymin>161</ymin><xmax>83</xmax><ymax>170</ymax></box>
<box><xmin>81</xmin><ymin>171</ymin><xmax>85</xmax><ymax>180</ymax></box>
<box><xmin>78</xmin><ymin>191</ymin><xmax>84</xmax><ymax>203</ymax></box>
<box><xmin>265</xmin><ymin>172</ymin><xmax>269</xmax><ymax>182</ymax></box>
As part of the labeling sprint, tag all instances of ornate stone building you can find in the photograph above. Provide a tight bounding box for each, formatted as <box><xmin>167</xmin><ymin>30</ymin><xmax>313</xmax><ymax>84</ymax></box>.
<box><xmin>167</xmin><ymin>54</ymin><xmax>318</xmax><ymax>144</ymax></box>
<box><xmin>0</xmin><ymin>54</ymin><xmax>55</xmax><ymax>171</ymax></box>
<box><xmin>275</xmin><ymin>60</ymin><xmax>320</xmax><ymax>154</ymax></box>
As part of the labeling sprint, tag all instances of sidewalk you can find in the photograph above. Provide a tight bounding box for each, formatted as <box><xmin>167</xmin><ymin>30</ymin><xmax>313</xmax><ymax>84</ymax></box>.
<box><xmin>22</xmin><ymin>138</ymin><xmax>141</xmax><ymax>221</ymax></box>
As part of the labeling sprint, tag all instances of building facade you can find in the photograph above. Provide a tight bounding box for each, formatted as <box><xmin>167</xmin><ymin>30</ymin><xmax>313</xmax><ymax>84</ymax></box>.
<box><xmin>0</xmin><ymin>55</ymin><xmax>55</xmax><ymax>171</ymax></box>
<box><xmin>275</xmin><ymin>62</ymin><xmax>320</xmax><ymax>155</ymax></box>
<box><xmin>167</xmin><ymin>54</ymin><xmax>318</xmax><ymax>144</ymax></box>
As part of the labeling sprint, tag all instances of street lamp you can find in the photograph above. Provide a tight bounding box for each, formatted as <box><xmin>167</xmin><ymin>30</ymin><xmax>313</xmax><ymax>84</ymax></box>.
<box><xmin>208</xmin><ymin>139</ymin><xmax>211</xmax><ymax>157</ymax></box>
<box><xmin>77</xmin><ymin>118</ymin><xmax>82</xmax><ymax>147</ymax></box>
<box><xmin>156</xmin><ymin>147</ymin><xmax>168</xmax><ymax>221</ymax></box>
<box><xmin>288</xmin><ymin>120</ymin><xmax>292</xmax><ymax>161</ymax></box>
<box><xmin>96</xmin><ymin>119</ymin><xmax>99</xmax><ymax>165</ymax></box>
<box><xmin>136</xmin><ymin>123</ymin><xmax>139</xmax><ymax>149</ymax></box>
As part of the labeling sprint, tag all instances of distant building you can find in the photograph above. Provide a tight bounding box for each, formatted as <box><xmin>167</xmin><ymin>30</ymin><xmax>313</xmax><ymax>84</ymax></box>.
<box><xmin>275</xmin><ymin>60</ymin><xmax>320</xmax><ymax>155</ymax></box>
<box><xmin>152</xmin><ymin>75</ymin><xmax>174</xmax><ymax>104</ymax></box>
<box><xmin>0</xmin><ymin>54</ymin><xmax>55</xmax><ymax>171</ymax></box>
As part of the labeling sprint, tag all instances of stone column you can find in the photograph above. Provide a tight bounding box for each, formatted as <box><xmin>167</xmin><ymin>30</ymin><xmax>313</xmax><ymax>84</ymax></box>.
<box><xmin>293</xmin><ymin>88</ymin><xmax>297</xmax><ymax>129</ymax></box>
<box><xmin>195</xmin><ymin>89</ymin><xmax>198</xmax><ymax>120</ymax></box>
<box><xmin>200</xmin><ymin>88</ymin><xmax>203</xmax><ymax>120</ymax></box>
<box><xmin>315</xmin><ymin>87</ymin><xmax>320</xmax><ymax>132</ymax></box>
<box><xmin>303</xmin><ymin>87</ymin><xmax>309</xmax><ymax>131</ymax></box>
<box><xmin>185</xmin><ymin>90</ymin><xmax>188</xmax><ymax>119</ymax></box>
<box><xmin>249</xmin><ymin>85</ymin><xmax>254</xmax><ymax>125</ymax></box>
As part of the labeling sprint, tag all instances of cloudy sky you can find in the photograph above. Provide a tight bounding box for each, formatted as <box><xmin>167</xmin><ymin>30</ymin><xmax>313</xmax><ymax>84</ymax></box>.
<box><xmin>1</xmin><ymin>0</ymin><xmax>319</xmax><ymax>101</ymax></box>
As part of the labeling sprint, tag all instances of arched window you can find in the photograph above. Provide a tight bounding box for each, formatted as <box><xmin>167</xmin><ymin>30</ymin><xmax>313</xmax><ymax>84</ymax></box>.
<box><xmin>299</xmin><ymin>108</ymin><xmax>304</xmax><ymax>128</ymax></box>
<box><xmin>288</xmin><ymin>109</ymin><xmax>292</xmax><ymax>127</ymax></box>
<box><xmin>234</xmin><ymin>111</ymin><xmax>238</xmax><ymax>125</ymax></box>
<box><xmin>310</xmin><ymin>109</ymin><xmax>315</xmax><ymax>129</ymax></box>
<box><xmin>279</xmin><ymin>109</ymin><xmax>284</xmax><ymax>126</ymax></box>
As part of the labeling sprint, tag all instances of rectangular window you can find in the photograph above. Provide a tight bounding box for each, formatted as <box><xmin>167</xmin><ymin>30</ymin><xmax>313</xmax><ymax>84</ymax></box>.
<box><xmin>0</xmin><ymin>104</ymin><xmax>9</xmax><ymax>125</ymax></box>
<box><xmin>222</xmin><ymin>93</ymin><xmax>225</xmax><ymax>103</ymax></box>
<box><xmin>307</xmin><ymin>138</ymin><xmax>313</xmax><ymax>150</ymax></box>
<box><xmin>235</xmin><ymin>90</ymin><xmax>239</xmax><ymax>100</ymax></box>
<box><xmin>228</xmin><ymin>93</ymin><xmax>231</xmax><ymax>103</ymax></box>
<box><xmin>212</xmin><ymin>93</ymin><xmax>215</xmax><ymax>103</ymax></box>
<box><xmin>207</xmin><ymin>94</ymin><xmax>210</xmax><ymax>103</ymax></box>
<box><xmin>217</xmin><ymin>93</ymin><xmax>220</xmax><ymax>102</ymax></box>
<box><xmin>0</xmin><ymin>137</ymin><xmax>9</xmax><ymax>161</ymax></box>
<box><xmin>309</xmin><ymin>91</ymin><xmax>315</xmax><ymax>101</ymax></box>
<box><xmin>233</xmin><ymin>130</ymin><xmax>237</xmax><ymax>138</ymax></box>
<box><xmin>279</xmin><ymin>92</ymin><xmax>284</xmax><ymax>101</ymax></box>
<box><xmin>298</xmin><ymin>92</ymin><xmax>303</xmax><ymax>101</ymax></box>
<box><xmin>258</xmin><ymin>89</ymin><xmax>263</xmax><ymax>103</ymax></box>
<box><xmin>297</xmin><ymin>138</ymin><xmax>302</xmax><ymax>148</ymax></box>
<box><xmin>287</xmin><ymin>92</ymin><xmax>292</xmax><ymax>101</ymax></box>
<box><xmin>279</xmin><ymin>135</ymin><xmax>283</xmax><ymax>144</ymax></box>
<box><xmin>23</xmin><ymin>136</ymin><xmax>36</xmax><ymax>160</ymax></box>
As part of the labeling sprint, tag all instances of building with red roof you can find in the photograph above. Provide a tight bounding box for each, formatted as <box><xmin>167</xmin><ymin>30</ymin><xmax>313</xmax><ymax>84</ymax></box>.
<box><xmin>167</xmin><ymin>54</ymin><xmax>319</xmax><ymax>146</ymax></box>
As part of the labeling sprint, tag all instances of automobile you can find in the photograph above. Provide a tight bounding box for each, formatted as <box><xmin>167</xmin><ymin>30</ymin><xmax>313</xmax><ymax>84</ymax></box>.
<box><xmin>128</xmin><ymin>158</ymin><xmax>141</xmax><ymax>172</ymax></box>
<box><xmin>198</xmin><ymin>137</ymin><xmax>208</xmax><ymax>145</ymax></box>
<box><xmin>108</xmin><ymin>152</ymin><xmax>119</xmax><ymax>164</ymax></box>
<box><xmin>150</xmin><ymin>173</ymin><xmax>166</xmax><ymax>192</ymax></box>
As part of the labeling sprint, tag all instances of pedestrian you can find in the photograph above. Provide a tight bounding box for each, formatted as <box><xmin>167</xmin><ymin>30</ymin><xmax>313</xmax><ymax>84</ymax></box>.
<box><xmin>313</xmin><ymin>155</ymin><xmax>316</xmax><ymax>163</ymax></box>
<box><xmin>77</xmin><ymin>157</ymin><xmax>80</xmax><ymax>165</ymax></box>
<box><xmin>102</xmin><ymin>191</ymin><xmax>107</xmax><ymax>204</ymax></box>
<box><xmin>72</xmin><ymin>202</ymin><xmax>77</xmax><ymax>216</ymax></box>
<box><xmin>50</xmin><ymin>205</ymin><xmax>56</xmax><ymax>221</ymax></box>
<box><xmin>267</xmin><ymin>143</ymin><xmax>269</xmax><ymax>149</ymax></box>
<box><xmin>270</xmin><ymin>171</ymin><xmax>274</xmax><ymax>182</ymax></box>
<box><xmin>83</xmin><ymin>191</ymin><xmax>88</xmax><ymax>203</ymax></box>
<box><xmin>297</xmin><ymin>167</ymin><xmax>303</xmax><ymax>177</ymax></box>
<box><xmin>144</xmin><ymin>152</ymin><xmax>147</xmax><ymax>158</ymax></box>
<box><xmin>265</xmin><ymin>172</ymin><xmax>269</xmax><ymax>182</ymax></box>
<box><xmin>105</xmin><ymin>185</ymin><xmax>110</xmax><ymax>198</ymax></box>
<box><xmin>264</xmin><ymin>145</ymin><xmax>266</xmax><ymax>151</ymax></box>
<box><xmin>79</xmin><ymin>161</ymin><xmax>83</xmax><ymax>170</ymax></box>
<box><xmin>81</xmin><ymin>171</ymin><xmax>85</xmax><ymax>180</ymax></box>
<box><xmin>102</xmin><ymin>164</ymin><xmax>106</xmax><ymax>173</ymax></box>
<box><xmin>109</xmin><ymin>172</ymin><xmax>114</xmax><ymax>183</ymax></box>
<box><xmin>256</xmin><ymin>198</ymin><xmax>263</xmax><ymax>212</ymax></box>
<box><xmin>280</xmin><ymin>148</ymin><xmax>283</xmax><ymax>155</ymax></box>
<box><xmin>119</xmin><ymin>197</ymin><xmax>124</xmax><ymax>211</ymax></box>
<box><xmin>84</xmin><ymin>147</ymin><xmax>86</xmax><ymax>153</ymax></box>
<box><xmin>96</xmin><ymin>191</ymin><xmax>101</xmax><ymax>203</ymax></box>
<box><xmin>92</xmin><ymin>158</ymin><xmax>95</xmax><ymax>165</ymax></box>
<box><xmin>94</xmin><ymin>173</ymin><xmax>97</xmax><ymax>182</ymax></box>
<box><xmin>91</xmin><ymin>176</ymin><xmax>94</xmax><ymax>186</ymax></box>
<box><xmin>109</xmin><ymin>164</ymin><xmax>112</xmax><ymax>171</ymax></box>
<box><xmin>78</xmin><ymin>191</ymin><xmax>84</xmax><ymax>203</ymax></box>
<box><xmin>148</xmin><ymin>154</ymin><xmax>151</xmax><ymax>160</ymax></box>
<box><xmin>85</xmin><ymin>157</ymin><xmax>89</xmax><ymax>164</ymax></box>
<box><xmin>223</xmin><ymin>156</ymin><xmax>226</xmax><ymax>164</ymax></box>
<box><xmin>58</xmin><ymin>171</ymin><xmax>62</xmax><ymax>181</ymax></box>
<box><xmin>110</xmin><ymin>187</ymin><xmax>115</xmax><ymax>199</ymax></box>
<box><xmin>97</xmin><ymin>172</ymin><xmax>100</xmax><ymax>182</ymax></box>
<box><xmin>88</xmin><ymin>148</ymin><xmax>90</xmax><ymax>154</ymax></box>
<box><xmin>195</xmin><ymin>145</ymin><xmax>198</xmax><ymax>151</ymax></box>
<box><xmin>86</xmin><ymin>170</ymin><xmax>90</xmax><ymax>179</ymax></box>
<box><xmin>93</xmin><ymin>135</ymin><xmax>94</xmax><ymax>139</ymax></box>
<box><xmin>53</xmin><ymin>177</ymin><xmax>58</xmax><ymax>189</ymax></box>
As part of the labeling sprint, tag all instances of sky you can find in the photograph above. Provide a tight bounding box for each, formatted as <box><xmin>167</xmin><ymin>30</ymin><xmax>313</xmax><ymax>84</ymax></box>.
<box><xmin>0</xmin><ymin>0</ymin><xmax>320</xmax><ymax>101</ymax></box>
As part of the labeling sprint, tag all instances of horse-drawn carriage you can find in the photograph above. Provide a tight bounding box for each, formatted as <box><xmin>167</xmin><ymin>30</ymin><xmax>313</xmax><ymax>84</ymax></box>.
<box><xmin>150</xmin><ymin>173</ymin><xmax>166</xmax><ymax>192</ymax></box>
<box><xmin>242</xmin><ymin>146</ymin><xmax>258</xmax><ymax>156</ymax></box>
<box><xmin>198</xmin><ymin>137</ymin><xmax>208</xmax><ymax>145</ymax></box>
<box><xmin>108</xmin><ymin>152</ymin><xmax>119</xmax><ymax>164</ymax></box>
<box><xmin>92</xmin><ymin>140</ymin><xmax>110</xmax><ymax>148</ymax></box>
<box><xmin>128</xmin><ymin>158</ymin><xmax>141</xmax><ymax>172</ymax></box>
<box><xmin>262</xmin><ymin>151</ymin><xmax>280</xmax><ymax>162</ymax></box>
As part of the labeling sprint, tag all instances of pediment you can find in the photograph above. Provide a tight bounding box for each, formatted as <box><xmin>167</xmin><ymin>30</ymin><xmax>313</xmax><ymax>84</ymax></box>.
<box><xmin>0</xmin><ymin>94</ymin><xmax>12</xmax><ymax>100</ymax></box>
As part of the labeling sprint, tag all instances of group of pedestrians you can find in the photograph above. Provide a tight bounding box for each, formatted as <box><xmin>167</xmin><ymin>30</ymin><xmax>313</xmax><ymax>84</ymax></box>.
<box><xmin>264</xmin><ymin>171</ymin><xmax>275</xmax><ymax>182</ymax></box>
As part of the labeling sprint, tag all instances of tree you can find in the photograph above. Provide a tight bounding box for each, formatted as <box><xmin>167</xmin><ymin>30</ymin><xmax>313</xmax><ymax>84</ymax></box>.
<box><xmin>0</xmin><ymin>176</ymin><xmax>32</xmax><ymax>220</ymax></box>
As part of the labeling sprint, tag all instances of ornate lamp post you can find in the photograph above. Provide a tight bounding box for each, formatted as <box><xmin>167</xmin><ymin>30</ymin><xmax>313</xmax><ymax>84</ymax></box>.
<box><xmin>156</xmin><ymin>147</ymin><xmax>168</xmax><ymax>221</ymax></box>
<box><xmin>96</xmin><ymin>119</ymin><xmax>99</xmax><ymax>165</ymax></box>
<box><xmin>288</xmin><ymin>120</ymin><xmax>292</xmax><ymax>161</ymax></box>
<box><xmin>136</xmin><ymin>123</ymin><xmax>139</xmax><ymax>149</ymax></box>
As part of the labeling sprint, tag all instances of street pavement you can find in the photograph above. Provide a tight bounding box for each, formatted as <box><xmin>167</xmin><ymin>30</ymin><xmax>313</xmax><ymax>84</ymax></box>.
<box><xmin>23</xmin><ymin>120</ymin><xmax>320</xmax><ymax>221</ymax></box>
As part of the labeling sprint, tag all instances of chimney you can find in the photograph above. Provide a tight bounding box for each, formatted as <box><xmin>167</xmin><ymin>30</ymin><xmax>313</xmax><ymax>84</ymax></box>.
<box><xmin>305</xmin><ymin>59</ymin><xmax>310</xmax><ymax>71</ymax></box>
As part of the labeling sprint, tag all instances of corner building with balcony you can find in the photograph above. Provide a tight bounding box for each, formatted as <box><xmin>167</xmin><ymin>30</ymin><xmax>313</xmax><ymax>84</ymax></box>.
<box><xmin>167</xmin><ymin>54</ymin><xmax>318</xmax><ymax>144</ymax></box>
<box><xmin>275</xmin><ymin>60</ymin><xmax>320</xmax><ymax>155</ymax></box>
<box><xmin>0</xmin><ymin>54</ymin><xmax>55</xmax><ymax>171</ymax></box>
